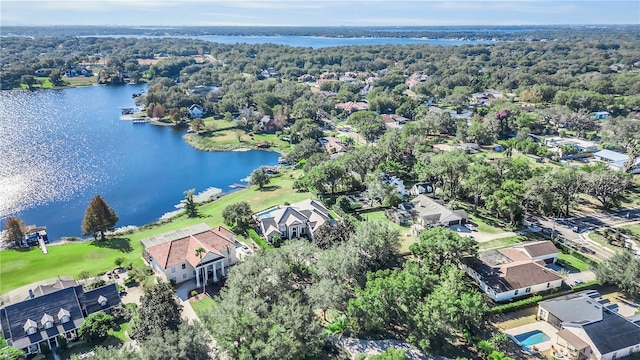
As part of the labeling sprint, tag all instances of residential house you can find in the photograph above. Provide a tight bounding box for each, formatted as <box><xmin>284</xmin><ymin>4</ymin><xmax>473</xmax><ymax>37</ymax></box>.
<box><xmin>381</xmin><ymin>114</ymin><xmax>409</xmax><ymax>129</ymax></box>
<box><xmin>0</xmin><ymin>282</ymin><xmax>120</xmax><ymax>356</ymax></box>
<box><xmin>298</xmin><ymin>74</ymin><xmax>316</xmax><ymax>82</ymax></box>
<box><xmin>261</xmin><ymin>68</ymin><xmax>279</xmax><ymax>78</ymax></box>
<box><xmin>433</xmin><ymin>143</ymin><xmax>455</xmax><ymax>152</ymax></box>
<box><xmin>321</xmin><ymin>136</ymin><xmax>348</xmax><ymax>154</ymax></box>
<box><xmin>465</xmin><ymin>241</ymin><xmax>563</xmax><ymax>302</ymax></box>
<box><xmin>387</xmin><ymin>195</ymin><xmax>468</xmax><ymax>228</ymax></box>
<box><xmin>381</xmin><ymin>172</ymin><xmax>407</xmax><ymax>197</ymax></box>
<box><xmin>257</xmin><ymin>116</ymin><xmax>279</xmax><ymax>132</ymax></box>
<box><xmin>544</xmin><ymin>137</ymin><xmax>598</xmax><ymax>153</ymax></box>
<box><xmin>142</xmin><ymin>223</ymin><xmax>240</xmax><ymax>287</ymax></box>
<box><xmin>409</xmin><ymin>183</ymin><xmax>434</xmax><ymax>196</ymax></box>
<box><xmin>335</xmin><ymin>101</ymin><xmax>369</xmax><ymax>114</ymax></box>
<box><xmin>187</xmin><ymin>104</ymin><xmax>204</xmax><ymax>118</ymax></box>
<box><xmin>594</xmin><ymin>149</ymin><xmax>640</xmax><ymax>172</ymax></box>
<box><xmin>457</xmin><ymin>143</ymin><xmax>482</xmax><ymax>154</ymax></box>
<box><xmin>538</xmin><ymin>290</ymin><xmax>640</xmax><ymax>360</ymax></box>
<box><xmin>256</xmin><ymin>199</ymin><xmax>332</xmax><ymax>241</ymax></box>
<box><xmin>593</xmin><ymin>111</ymin><xmax>610</xmax><ymax>120</ymax></box>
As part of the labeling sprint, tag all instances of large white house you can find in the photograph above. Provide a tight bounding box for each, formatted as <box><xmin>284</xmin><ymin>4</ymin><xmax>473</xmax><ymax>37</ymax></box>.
<box><xmin>142</xmin><ymin>223</ymin><xmax>240</xmax><ymax>287</ymax></box>
<box><xmin>538</xmin><ymin>290</ymin><xmax>640</xmax><ymax>360</ymax></box>
<box><xmin>466</xmin><ymin>241</ymin><xmax>563</xmax><ymax>302</ymax></box>
<box><xmin>256</xmin><ymin>199</ymin><xmax>332</xmax><ymax>241</ymax></box>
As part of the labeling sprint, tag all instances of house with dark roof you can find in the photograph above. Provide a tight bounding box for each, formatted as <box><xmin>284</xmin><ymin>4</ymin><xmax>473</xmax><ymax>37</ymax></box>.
<box><xmin>142</xmin><ymin>224</ymin><xmax>240</xmax><ymax>288</ymax></box>
<box><xmin>257</xmin><ymin>116</ymin><xmax>279</xmax><ymax>133</ymax></box>
<box><xmin>387</xmin><ymin>195</ymin><xmax>468</xmax><ymax>228</ymax></box>
<box><xmin>0</xmin><ymin>283</ymin><xmax>120</xmax><ymax>356</ymax></box>
<box><xmin>465</xmin><ymin>241</ymin><xmax>563</xmax><ymax>302</ymax></box>
<box><xmin>187</xmin><ymin>104</ymin><xmax>204</xmax><ymax>118</ymax></box>
<box><xmin>256</xmin><ymin>199</ymin><xmax>332</xmax><ymax>241</ymax></box>
<box><xmin>538</xmin><ymin>290</ymin><xmax>640</xmax><ymax>360</ymax></box>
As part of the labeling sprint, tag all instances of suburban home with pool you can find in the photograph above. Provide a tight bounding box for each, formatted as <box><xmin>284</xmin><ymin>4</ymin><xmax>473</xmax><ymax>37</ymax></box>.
<box><xmin>465</xmin><ymin>241</ymin><xmax>563</xmax><ymax>302</ymax></box>
<box><xmin>0</xmin><ymin>280</ymin><xmax>120</xmax><ymax>356</ymax></box>
<box><xmin>142</xmin><ymin>223</ymin><xmax>241</xmax><ymax>288</ymax></box>
<box><xmin>256</xmin><ymin>199</ymin><xmax>332</xmax><ymax>241</ymax></box>
<box><xmin>537</xmin><ymin>290</ymin><xmax>640</xmax><ymax>360</ymax></box>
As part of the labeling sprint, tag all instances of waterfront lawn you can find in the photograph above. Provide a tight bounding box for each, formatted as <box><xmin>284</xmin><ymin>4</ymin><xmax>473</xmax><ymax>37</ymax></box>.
<box><xmin>1</xmin><ymin>172</ymin><xmax>309</xmax><ymax>294</ymax></box>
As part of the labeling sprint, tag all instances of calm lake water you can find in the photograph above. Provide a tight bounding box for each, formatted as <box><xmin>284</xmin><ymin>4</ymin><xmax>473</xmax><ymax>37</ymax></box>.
<box><xmin>86</xmin><ymin>34</ymin><xmax>495</xmax><ymax>48</ymax></box>
<box><xmin>0</xmin><ymin>85</ymin><xmax>279</xmax><ymax>241</ymax></box>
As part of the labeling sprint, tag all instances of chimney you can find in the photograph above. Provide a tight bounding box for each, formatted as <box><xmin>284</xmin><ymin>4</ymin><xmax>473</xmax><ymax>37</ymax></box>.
<box><xmin>29</xmin><ymin>289</ymin><xmax>34</xmax><ymax>299</ymax></box>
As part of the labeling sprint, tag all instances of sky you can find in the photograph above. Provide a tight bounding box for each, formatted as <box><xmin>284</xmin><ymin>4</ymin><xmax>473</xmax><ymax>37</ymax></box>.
<box><xmin>1</xmin><ymin>0</ymin><xmax>639</xmax><ymax>27</ymax></box>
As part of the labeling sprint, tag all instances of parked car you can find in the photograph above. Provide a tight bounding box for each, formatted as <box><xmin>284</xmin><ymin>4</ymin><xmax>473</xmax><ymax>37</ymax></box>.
<box><xmin>464</xmin><ymin>223</ymin><xmax>476</xmax><ymax>231</ymax></box>
<box><xmin>572</xmin><ymin>280</ymin><xmax>585</xmax><ymax>286</ymax></box>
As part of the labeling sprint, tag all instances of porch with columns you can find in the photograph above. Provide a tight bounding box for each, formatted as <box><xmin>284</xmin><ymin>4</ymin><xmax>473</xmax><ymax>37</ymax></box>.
<box><xmin>195</xmin><ymin>259</ymin><xmax>227</xmax><ymax>288</ymax></box>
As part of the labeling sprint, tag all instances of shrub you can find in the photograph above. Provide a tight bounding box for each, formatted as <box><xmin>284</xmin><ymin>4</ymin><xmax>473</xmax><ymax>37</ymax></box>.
<box><xmin>247</xmin><ymin>229</ymin><xmax>271</xmax><ymax>251</ymax></box>
<box><xmin>126</xmin><ymin>262</ymin><xmax>134</xmax><ymax>270</ymax></box>
<box><xmin>78</xmin><ymin>270</ymin><xmax>91</xmax><ymax>280</ymax></box>
<box><xmin>114</xmin><ymin>257</ymin><xmax>125</xmax><ymax>267</ymax></box>
<box><xmin>572</xmin><ymin>280</ymin><xmax>600</xmax><ymax>292</ymax></box>
<box><xmin>57</xmin><ymin>334</ymin><xmax>68</xmax><ymax>350</ymax></box>
<box><xmin>490</xmin><ymin>295</ymin><xmax>543</xmax><ymax>314</ymax></box>
<box><xmin>88</xmin><ymin>279</ymin><xmax>107</xmax><ymax>289</ymax></box>
<box><xmin>190</xmin><ymin>290</ymin><xmax>198</xmax><ymax>297</ymax></box>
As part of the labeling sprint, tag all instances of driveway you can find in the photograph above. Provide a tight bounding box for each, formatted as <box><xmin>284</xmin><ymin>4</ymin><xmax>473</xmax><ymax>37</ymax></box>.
<box><xmin>564</xmin><ymin>270</ymin><xmax>596</xmax><ymax>286</ymax></box>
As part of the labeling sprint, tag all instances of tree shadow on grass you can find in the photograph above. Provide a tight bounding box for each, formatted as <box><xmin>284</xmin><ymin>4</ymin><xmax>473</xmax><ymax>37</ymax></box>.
<box><xmin>257</xmin><ymin>185</ymin><xmax>281</xmax><ymax>192</ymax></box>
<box><xmin>90</xmin><ymin>237</ymin><xmax>133</xmax><ymax>253</ymax></box>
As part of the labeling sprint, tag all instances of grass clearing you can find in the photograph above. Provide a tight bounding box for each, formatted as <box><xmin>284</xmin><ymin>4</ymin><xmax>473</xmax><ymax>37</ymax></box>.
<box><xmin>478</xmin><ymin>235</ymin><xmax>524</xmax><ymax>250</ymax></box>
<box><xmin>557</xmin><ymin>252</ymin><xmax>590</xmax><ymax>272</ymax></box>
<box><xmin>0</xmin><ymin>171</ymin><xmax>310</xmax><ymax>294</ymax></box>
<box><xmin>358</xmin><ymin>209</ymin><xmax>417</xmax><ymax>253</ymax></box>
<box><xmin>190</xmin><ymin>295</ymin><xmax>216</xmax><ymax>319</ymax></box>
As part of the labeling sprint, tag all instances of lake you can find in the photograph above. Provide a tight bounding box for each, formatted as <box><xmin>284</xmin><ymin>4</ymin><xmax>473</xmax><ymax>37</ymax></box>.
<box><xmin>85</xmin><ymin>34</ymin><xmax>496</xmax><ymax>48</ymax></box>
<box><xmin>0</xmin><ymin>85</ymin><xmax>279</xmax><ymax>241</ymax></box>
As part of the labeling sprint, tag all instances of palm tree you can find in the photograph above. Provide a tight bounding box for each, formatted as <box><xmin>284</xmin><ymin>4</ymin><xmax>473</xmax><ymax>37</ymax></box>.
<box><xmin>195</xmin><ymin>247</ymin><xmax>206</xmax><ymax>294</ymax></box>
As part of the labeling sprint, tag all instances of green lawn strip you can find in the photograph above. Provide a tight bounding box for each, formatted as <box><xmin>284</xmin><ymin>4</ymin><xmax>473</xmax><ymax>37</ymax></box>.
<box><xmin>1</xmin><ymin>173</ymin><xmax>308</xmax><ymax>294</ymax></box>
<box><xmin>557</xmin><ymin>252</ymin><xmax>590</xmax><ymax>272</ymax></box>
<box><xmin>588</xmin><ymin>231</ymin><xmax>621</xmax><ymax>252</ymax></box>
<box><xmin>620</xmin><ymin>224</ymin><xmax>640</xmax><ymax>246</ymax></box>
<box><xmin>478</xmin><ymin>235</ymin><xmax>525</xmax><ymax>250</ymax></box>
<box><xmin>190</xmin><ymin>295</ymin><xmax>216</xmax><ymax>320</ymax></box>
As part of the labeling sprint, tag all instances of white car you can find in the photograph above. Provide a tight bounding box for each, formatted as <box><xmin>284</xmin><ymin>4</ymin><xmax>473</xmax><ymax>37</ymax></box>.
<box><xmin>464</xmin><ymin>223</ymin><xmax>476</xmax><ymax>231</ymax></box>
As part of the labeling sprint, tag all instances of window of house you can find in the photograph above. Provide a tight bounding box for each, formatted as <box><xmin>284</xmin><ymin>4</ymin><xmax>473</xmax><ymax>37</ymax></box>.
<box><xmin>26</xmin><ymin>327</ymin><xmax>37</xmax><ymax>335</ymax></box>
<box><xmin>44</xmin><ymin>321</ymin><xmax>54</xmax><ymax>329</ymax></box>
<box><xmin>525</xmin><ymin>287</ymin><xmax>531</xmax><ymax>293</ymax></box>
<box><xmin>547</xmin><ymin>282</ymin><xmax>551</xmax><ymax>288</ymax></box>
<box><xmin>514</xmin><ymin>289</ymin><xmax>519</xmax><ymax>296</ymax></box>
<box><xmin>182</xmin><ymin>273</ymin><xmax>187</xmax><ymax>279</ymax></box>
<box><xmin>171</xmin><ymin>267</ymin><xmax>176</xmax><ymax>273</ymax></box>
<box><xmin>182</xmin><ymin>264</ymin><xmax>186</xmax><ymax>270</ymax></box>
<box><xmin>171</xmin><ymin>277</ymin><xmax>176</xmax><ymax>283</ymax></box>
<box><xmin>612</xmin><ymin>352</ymin><xmax>617</xmax><ymax>360</ymax></box>
<box><xmin>61</xmin><ymin>315</ymin><xmax>70</xmax><ymax>324</ymax></box>
<box><xmin>193</xmin><ymin>270</ymin><xmax>196</xmax><ymax>276</ymax></box>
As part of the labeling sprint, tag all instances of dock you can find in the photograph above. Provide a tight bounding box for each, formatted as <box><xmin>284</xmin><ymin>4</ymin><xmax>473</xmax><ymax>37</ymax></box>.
<box><xmin>38</xmin><ymin>238</ymin><xmax>48</xmax><ymax>254</ymax></box>
<box><xmin>131</xmin><ymin>118</ymin><xmax>148</xmax><ymax>124</ymax></box>
<box><xmin>229</xmin><ymin>183</ymin><xmax>248</xmax><ymax>189</ymax></box>
<box><xmin>174</xmin><ymin>187</ymin><xmax>223</xmax><ymax>209</ymax></box>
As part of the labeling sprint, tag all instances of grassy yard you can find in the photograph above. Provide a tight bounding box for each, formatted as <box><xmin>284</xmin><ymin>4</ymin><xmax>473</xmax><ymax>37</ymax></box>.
<box><xmin>360</xmin><ymin>209</ymin><xmax>417</xmax><ymax>253</ymax></box>
<box><xmin>478</xmin><ymin>235</ymin><xmax>525</xmax><ymax>250</ymax></box>
<box><xmin>190</xmin><ymin>295</ymin><xmax>216</xmax><ymax>319</ymax></box>
<box><xmin>184</xmin><ymin>128</ymin><xmax>294</xmax><ymax>154</ymax></box>
<box><xmin>0</xmin><ymin>172</ymin><xmax>310</xmax><ymax>294</ymax></box>
<box><xmin>620</xmin><ymin>224</ymin><xmax>640</xmax><ymax>246</ymax></box>
<box><xmin>557</xmin><ymin>252</ymin><xmax>590</xmax><ymax>272</ymax></box>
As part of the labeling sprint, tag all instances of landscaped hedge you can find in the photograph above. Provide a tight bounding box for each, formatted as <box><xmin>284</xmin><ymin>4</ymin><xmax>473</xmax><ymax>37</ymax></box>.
<box><xmin>490</xmin><ymin>295</ymin><xmax>543</xmax><ymax>314</ymax></box>
<box><xmin>247</xmin><ymin>229</ymin><xmax>271</xmax><ymax>251</ymax></box>
<box><xmin>572</xmin><ymin>280</ymin><xmax>601</xmax><ymax>292</ymax></box>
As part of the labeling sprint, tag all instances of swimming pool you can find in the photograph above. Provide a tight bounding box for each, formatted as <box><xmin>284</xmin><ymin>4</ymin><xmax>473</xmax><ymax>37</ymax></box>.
<box><xmin>514</xmin><ymin>330</ymin><xmax>550</xmax><ymax>347</ymax></box>
<box><xmin>256</xmin><ymin>207</ymin><xmax>280</xmax><ymax>219</ymax></box>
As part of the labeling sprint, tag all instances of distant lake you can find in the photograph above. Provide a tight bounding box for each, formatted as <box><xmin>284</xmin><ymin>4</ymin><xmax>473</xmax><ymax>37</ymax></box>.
<box><xmin>83</xmin><ymin>34</ymin><xmax>496</xmax><ymax>48</ymax></box>
<box><xmin>0</xmin><ymin>85</ymin><xmax>279</xmax><ymax>241</ymax></box>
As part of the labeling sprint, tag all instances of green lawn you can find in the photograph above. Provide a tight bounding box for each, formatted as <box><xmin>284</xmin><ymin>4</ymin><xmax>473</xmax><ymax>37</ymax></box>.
<box><xmin>190</xmin><ymin>295</ymin><xmax>216</xmax><ymax>319</ymax></box>
<box><xmin>358</xmin><ymin>209</ymin><xmax>417</xmax><ymax>253</ymax></box>
<box><xmin>620</xmin><ymin>224</ymin><xmax>640</xmax><ymax>246</ymax></box>
<box><xmin>0</xmin><ymin>172</ymin><xmax>310</xmax><ymax>294</ymax></box>
<box><xmin>478</xmin><ymin>235</ymin><xmax>525</xmax><ymax>250</ymax></box>
<box><xmin>557</xmin><ymin>252</ymin><xmax>590</xmax><ymax>272</ymax></box>
<box><xmin>184</xmin><ymin>129</ymin><xmax>294</xmax><ymax>153</ymax></box>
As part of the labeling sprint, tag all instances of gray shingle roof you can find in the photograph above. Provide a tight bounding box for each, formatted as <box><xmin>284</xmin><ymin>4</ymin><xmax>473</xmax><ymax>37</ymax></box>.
<box><xmin>583</xmin><ymin>309</ymin><xmax>640</xmax><ymax>355</ymax></box>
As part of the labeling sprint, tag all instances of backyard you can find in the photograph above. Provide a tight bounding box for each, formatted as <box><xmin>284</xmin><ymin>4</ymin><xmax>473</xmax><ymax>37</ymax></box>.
<box><xmin>0</xmin><ymin>170</ymin><xmax>310</xmax><ymax>294</ymax></box>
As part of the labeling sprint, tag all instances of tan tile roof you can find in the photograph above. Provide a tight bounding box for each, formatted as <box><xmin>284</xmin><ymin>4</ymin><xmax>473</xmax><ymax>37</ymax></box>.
<box><xmin>146</xmin><ymin>226</ymin><xmax>236</xmax><ymax>270</ymax></box>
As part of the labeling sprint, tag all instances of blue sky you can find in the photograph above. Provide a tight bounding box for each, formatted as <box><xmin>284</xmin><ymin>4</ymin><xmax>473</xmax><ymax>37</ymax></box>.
<box><xmin>2</xmin><ymin>1</ymin><xmax>639</xmax><ymax>26</ymax></box>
